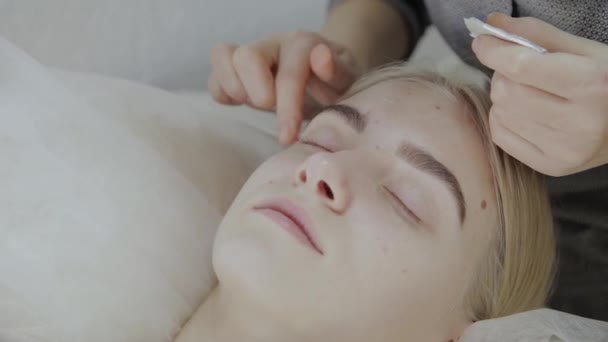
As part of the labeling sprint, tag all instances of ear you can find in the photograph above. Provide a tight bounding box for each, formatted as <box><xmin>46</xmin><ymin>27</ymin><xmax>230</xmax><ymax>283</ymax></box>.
<box><xmin>446</xmin><ymin>318</ymin><xmax>473</xmax><ymax>342</ymax></box>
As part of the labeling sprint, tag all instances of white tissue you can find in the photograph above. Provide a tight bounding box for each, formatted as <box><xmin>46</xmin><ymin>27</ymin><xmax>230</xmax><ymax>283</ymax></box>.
<box><xmin>464</xmin><ymin>17</ymin><xmax>547</xmax><ymax>53</ymax></box>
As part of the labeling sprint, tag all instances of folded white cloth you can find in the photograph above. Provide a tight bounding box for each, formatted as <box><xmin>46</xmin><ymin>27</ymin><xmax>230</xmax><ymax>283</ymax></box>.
<box><xmin>461</xmin><ymin>307</ymin><xmax>608</xmax><ymax>341</ymax></box>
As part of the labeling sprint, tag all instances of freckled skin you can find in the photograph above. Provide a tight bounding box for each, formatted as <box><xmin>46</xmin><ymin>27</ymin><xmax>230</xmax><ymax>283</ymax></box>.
<box><xmin>207</xmin><ymin>80</ymin><xmax>498</xmax><ymax>342</ymax></box>
<box><xmin>481</xmin><ymin>200</ymin><xmax>487</xmax><ymax>209</ymax></box>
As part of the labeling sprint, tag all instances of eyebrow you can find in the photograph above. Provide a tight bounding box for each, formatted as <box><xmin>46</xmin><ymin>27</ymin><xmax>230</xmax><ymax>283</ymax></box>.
<box><xmin>397</xmin><ymin>143</ymin><xmax>466</xmax><ymax>224</ymax></box>
<box><xmin>319</xmin><ymin>103</ymin><xmax>466</xmax><ymax>224</ymax></box>
<box><xmin>321</xmin><ymin>104</ymin><xmax>367</xmax><ymax>133</ymax></box>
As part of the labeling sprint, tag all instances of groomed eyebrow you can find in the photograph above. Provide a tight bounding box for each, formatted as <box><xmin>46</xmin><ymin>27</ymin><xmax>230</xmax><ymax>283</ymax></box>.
<box><xmin>397</xmin><ymin>143</ymin><xmax>466</xmax><ymax>224</ymax></box>
<box><xmin>317</xmin><ymin>103</ymin><xmax>466</xmax><ymax>225</ymax></box>
<box><xmin>319</xmin><ymin>104</ymin><xmax>367</xmax><ymax>133</ymax></box>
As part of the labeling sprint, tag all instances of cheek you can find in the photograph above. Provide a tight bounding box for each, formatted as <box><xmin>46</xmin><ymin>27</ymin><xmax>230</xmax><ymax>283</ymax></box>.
<box><xmin>349</xmin><ymin>200</ymin><xmax>469</xmax><ymax>291</ymax></box>
<box><xmin>344</xmin><ymin>217</ymin><xmax>470</xmax><ymax>330</ymax></box>
<box><xmin>234</xmin><ymin>152</ymin><xmax>299</xmax><ymax>198</ymax></box>
<box><xmin>347</xmin><ymin>201</ymin><xmax>425</xmax><ymax>282</ymax></box>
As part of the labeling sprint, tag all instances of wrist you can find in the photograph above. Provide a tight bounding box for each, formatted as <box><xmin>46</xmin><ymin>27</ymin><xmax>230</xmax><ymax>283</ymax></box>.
<box><xmin>321</xmin><ymin>0</ymin><xmax>410</xmax><ymax>73</ymax></box>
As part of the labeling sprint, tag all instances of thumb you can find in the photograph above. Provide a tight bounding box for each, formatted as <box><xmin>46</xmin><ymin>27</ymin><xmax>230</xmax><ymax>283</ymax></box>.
<box><xmin>310</xmin><ymin>43</ymin><xmax>358</xmax><ymax>93</ymax></box>
<box><xmin>486</xmin><ymin>12</ymin><xmax>601</xmax><ymax>56</ymax></box>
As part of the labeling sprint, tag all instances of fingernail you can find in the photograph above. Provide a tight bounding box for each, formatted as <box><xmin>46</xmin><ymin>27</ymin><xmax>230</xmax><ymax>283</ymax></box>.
<box><xmin>487</xmin><ymin>12</ymin><xmax>511</xmax><ymax>24</ymax></box>
<box><xmin>486</xmin><ymin>12</ymin><xmax>502</xmax><ymax>21</ymax></box>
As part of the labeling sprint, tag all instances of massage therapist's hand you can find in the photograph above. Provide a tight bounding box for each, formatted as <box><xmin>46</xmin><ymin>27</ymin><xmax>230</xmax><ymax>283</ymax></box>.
<box><xmin>472</xmin><ymin>12</ymin><xmax>608</xmax><ymax>176</ymax></box>
<box><xmin>208</xmin><ymin>31</ymin><xmax>361</xmax><ymax>144</ymax></box>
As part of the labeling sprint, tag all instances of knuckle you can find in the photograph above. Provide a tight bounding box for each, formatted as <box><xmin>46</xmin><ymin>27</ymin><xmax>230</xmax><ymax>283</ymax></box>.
<box><xmin>253</xmin><ymin>94</ymin><xmax>275</xmax><ymax>109</ymax></box>
<box><xmin>247</xmin><ymin>85</ymin><xmax>274</xmax><ymax>109</ymax></box>
<box><xmin>489</xmin><ymin>106</ymin><xmax>507</xmax><ymax>125</ymax></box>
<box><xmin>209</xmin><ymin>88</ymin><xmax>224</xmax><ymax>102</ymax></box>
<box><xmin>594</xmin><ymin>65</ymin><xmax>608</xmax><ymax>95</ymax></box>
<box><xmin>545</xmin><ymin>150</ymin><xmax>583</xmax><ymax>176</ymax></box>
<box><xmin>490</xmin><ymin>78</ymin><xmax>508</xmax><ymax>103</ymax></box>
<box><xmin>559</xmin><ymin>153</ymin><xmax>585</xmax><ymax>174</ymax></box>
<box><xmin>557</xmin><ymin>139</ymin><xmax>596</xmax><ymax>171</ymax></box>
<box><xmin>565</xmin><ymin>149</ymin><xmax>586</xmax><ymax>165</ymax></box>
<box><xmin>255</xmin><ymin>87</ymin><xmax>275</xmax><ymax>108</ymax></box>
<box><xmin>211</xmin><ymin>43</ymin><xmax>235</xmax><ymax>58</ymax></box>
<box><xmin>224</xmin><ymin>80</ymin><xmax>246</xmax><ymax>102</ymax></box>
<box><xmin>506</xmin><ymin>51</ymin><xmax>532</xmax><ymax>78</ymax></box>
<box><xmin>208</xmin><ymin>83</ymin><xmax>227</xmax><ymax>103</ymax></box>
<box><xmin>232</xmin><ymin>45</ymin><xmax>258</xmax><ymax>67</ymax></box>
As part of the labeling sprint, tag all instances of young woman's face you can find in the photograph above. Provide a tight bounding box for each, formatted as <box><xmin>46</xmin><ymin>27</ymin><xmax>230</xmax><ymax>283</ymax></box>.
<box><xmin>213</xmin><ymin>80</ymin><xmax>498</xmax><ymax>341</ymax></box>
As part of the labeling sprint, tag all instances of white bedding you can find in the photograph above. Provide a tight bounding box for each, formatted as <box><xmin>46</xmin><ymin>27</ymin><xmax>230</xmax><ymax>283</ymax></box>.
<box><xmin>0</xmin><ymin>37</ymin><xmax>279</xmax><ymax>341</ymax></box>
<box><xmin>0</xmin><ymin>36</ymin><xmax>606</xmax><ymax>342</ymax></box>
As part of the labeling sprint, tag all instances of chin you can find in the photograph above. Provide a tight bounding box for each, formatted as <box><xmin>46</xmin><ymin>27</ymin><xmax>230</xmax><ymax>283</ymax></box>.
<box><xmin>212</xmin><ymin>212</ymin><xmax>323</xmax><ymax>311</ymax></box>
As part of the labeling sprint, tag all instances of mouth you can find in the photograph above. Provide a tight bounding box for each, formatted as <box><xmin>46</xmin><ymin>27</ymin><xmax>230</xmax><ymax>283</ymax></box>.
<box><xmin>253</xmin><ymin>198</ymin><xmax>323</xmax><ymax>255</ymax></box>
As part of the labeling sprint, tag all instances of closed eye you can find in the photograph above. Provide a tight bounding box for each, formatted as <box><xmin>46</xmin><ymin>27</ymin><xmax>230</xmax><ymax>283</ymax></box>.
<box><xmin>300</xmin><ymin>138</ymin><xmax>334</xmax><ymax>153</ymax></box>
<box><xmin>384</xmin><ymin>187</ymin><xmax>422</xmax><ymax>225</ymax></box>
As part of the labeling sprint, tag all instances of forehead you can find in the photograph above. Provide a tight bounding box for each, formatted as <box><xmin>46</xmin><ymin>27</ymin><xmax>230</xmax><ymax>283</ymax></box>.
<box><xmin>342</xmin><ymin>80</ymin><xmax>496</xmax><ymax>226</ymax></box>
<box><xmin>342</xmin><ymin>81</ymin><xmax>476</xmax><ymax>150</ymax></box>
<box><xmin>345</xmin><ymin>80</ymin><xmax>464</xmax><ymax>128</ymax></box>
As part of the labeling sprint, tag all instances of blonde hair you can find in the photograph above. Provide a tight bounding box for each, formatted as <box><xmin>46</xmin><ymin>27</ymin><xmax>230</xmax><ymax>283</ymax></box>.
<box><xmin>342</xmin><ymin>64</ymin><xmax>557</xmax><ymax>321</ymax></box>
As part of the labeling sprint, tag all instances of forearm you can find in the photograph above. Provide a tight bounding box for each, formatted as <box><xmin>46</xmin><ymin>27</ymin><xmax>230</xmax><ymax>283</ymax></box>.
<box><xmin>322</xmin><ymin>0</ymin><xmax>411</xmax><ymax>72</ymax></box>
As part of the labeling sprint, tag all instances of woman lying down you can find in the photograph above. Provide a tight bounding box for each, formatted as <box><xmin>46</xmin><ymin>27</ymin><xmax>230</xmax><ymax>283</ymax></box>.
<box><xmin>174</xmin><ymin>66</ymin><xmax>557</xmax><ymax>342</ymax></box>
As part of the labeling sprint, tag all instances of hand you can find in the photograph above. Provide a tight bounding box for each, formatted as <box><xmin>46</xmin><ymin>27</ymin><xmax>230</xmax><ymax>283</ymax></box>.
<box><xmin>471</xmin><ymin>12</ymin><xmax>608</xmax><ymax>176</ymax></box>
<box><xmin>208</xmin><ymin>31</ymin><xmax>361</xmax><ymax>145</ymax></box>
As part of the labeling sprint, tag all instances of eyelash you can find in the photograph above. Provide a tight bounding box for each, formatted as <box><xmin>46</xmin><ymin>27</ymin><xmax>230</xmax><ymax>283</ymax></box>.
<box><xmin>384</xmin><ymin>187</ymin><xmax>422</xmax><ymax>224</ymax></box>
<box><xmin>302</xmin><ymin>137</ymin><xmax>422</xmax><ymax>225</ymax></box>
<box><xmin>300</xmin><ymin>138</ymin><xmax>334</xmax><ymax>153</ymax></box>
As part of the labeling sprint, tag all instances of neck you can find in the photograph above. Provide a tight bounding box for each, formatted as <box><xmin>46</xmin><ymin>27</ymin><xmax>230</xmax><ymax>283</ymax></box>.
<box><xmin>174</xmin><ymin>286</ymin><xmax>309</xmax><ymax>342</ymax></box>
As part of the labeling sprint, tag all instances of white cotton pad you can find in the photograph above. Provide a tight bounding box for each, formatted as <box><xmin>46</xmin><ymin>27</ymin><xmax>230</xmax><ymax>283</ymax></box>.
<box><xmin>464</xmin><ymin>17</ymin><xmax>547</xmax><ymax>54</ymax></box>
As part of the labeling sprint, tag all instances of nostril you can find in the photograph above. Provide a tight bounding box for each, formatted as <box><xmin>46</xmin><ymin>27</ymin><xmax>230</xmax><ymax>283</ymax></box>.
<box><xmin>318</xmin><ymin>181</ymin><xmax>334</xmax><ymax>200</ymax></box>
<box><xmin>299</xmin><ymin>170</ymin><xmax>307</xmax><ymax>183</ymax></box>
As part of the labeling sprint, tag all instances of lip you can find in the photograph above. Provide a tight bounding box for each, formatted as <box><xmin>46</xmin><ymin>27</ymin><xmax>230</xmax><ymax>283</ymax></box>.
<box><xmin>253</xmin><ymin>198</ymin><xmax>323</xmax><ymax>255</ymax></box>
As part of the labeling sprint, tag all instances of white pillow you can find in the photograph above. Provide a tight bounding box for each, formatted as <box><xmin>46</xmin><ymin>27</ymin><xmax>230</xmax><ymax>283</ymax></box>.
<box><xmin>0</xmin><ymin>37</ymin><xmax>279</xmax><ymax>342</ymax></box>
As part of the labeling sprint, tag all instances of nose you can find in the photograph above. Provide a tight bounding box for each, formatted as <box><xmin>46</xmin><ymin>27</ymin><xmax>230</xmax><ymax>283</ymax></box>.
<box><xmin>294</xmin><ymin>152</ymin><xmax>352</xmax><ymax>213</ymax></box>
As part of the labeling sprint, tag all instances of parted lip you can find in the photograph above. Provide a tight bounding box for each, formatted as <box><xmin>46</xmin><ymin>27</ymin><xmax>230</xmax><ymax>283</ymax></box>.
<box><xmin>253</xmin><ymin>197</ymin><xmax>323</xmax><ymax>255</ymax></box>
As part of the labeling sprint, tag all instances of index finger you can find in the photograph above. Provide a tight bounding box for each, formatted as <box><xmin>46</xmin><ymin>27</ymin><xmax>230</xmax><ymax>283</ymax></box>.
<box><xmin>473</xmin><ymin>35</ymin><xmax>597</xmax><ymax>98</ymax></box>
<box><xmin>275</xmin><ymin>39</ymin><xmax>315</xmax><ymax>144</ymax></box>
